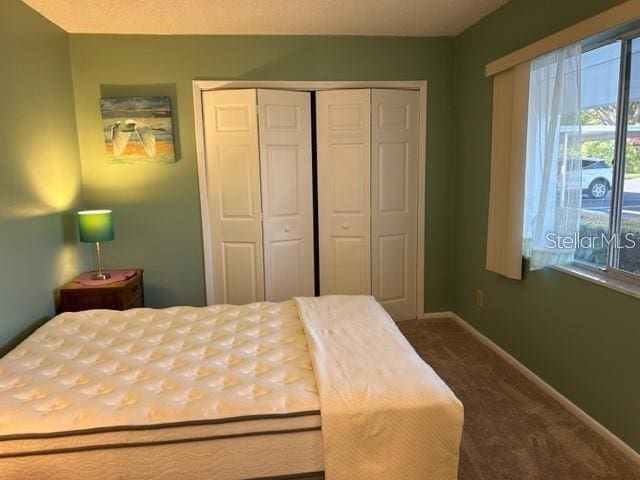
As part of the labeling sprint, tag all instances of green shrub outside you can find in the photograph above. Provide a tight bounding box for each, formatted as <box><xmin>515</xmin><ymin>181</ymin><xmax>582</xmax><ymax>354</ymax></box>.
<box><xmin>575</xmin><ymin>210</ymin><xmax>640</xmax><ymax>274</ymax></box>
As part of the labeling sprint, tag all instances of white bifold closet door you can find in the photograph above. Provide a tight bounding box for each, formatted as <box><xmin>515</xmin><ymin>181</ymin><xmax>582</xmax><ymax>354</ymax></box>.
<box><xmin>316</xmin><ymin>89</ymin><xmax>372</xmax><ymax>296</ymax></box>
<box><xmin>203</xmin><ymin>89</ymin><xmax>264</xmax><ymax>305</ymax></box>
<box><xmin>317</xmin><ymin>88</ymin><xmax>419</xmax><ymax>320</ymax></box>
<box><xmin>202</xmin><ymin>89</ymin><xmax>314</xmax><ymax>305</ymax></box>
<box><xmin>371</xmin><ymin>89</ymin><xmax>420</xmax><ymax>321</ymax></box>
<box><xmin>258</xmin><ymin>89</ymin><xmax>315</xmax><ymax>301</ymax></box>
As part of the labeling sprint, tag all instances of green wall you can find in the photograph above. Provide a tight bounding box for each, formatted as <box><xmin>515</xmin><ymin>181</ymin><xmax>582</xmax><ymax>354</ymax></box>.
<box><xmin>68</xmin><ymin>35</ymin><xmax>455</xmax><ymax>311</ymax></box>
<box><xmin>453</xmin><ymin>0</ymin><xmax>639</xmax><ymax>450</ymax></box>
<box><xmin>0</xmin><ymin>0</ymin><xmax>86</xmax><ymax>353</ymax></box>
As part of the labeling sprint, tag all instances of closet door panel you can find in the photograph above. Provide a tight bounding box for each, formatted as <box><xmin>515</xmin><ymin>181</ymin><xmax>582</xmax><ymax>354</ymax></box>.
<box><xmin>372</xmin><ymin>89</ymin><xmax>419</xmax><ymax>320</ymax></box>
<box><xmin>258</xmin><ymin>89</ymin><xmax>314</xmax><ymax>301</ymax></box>
<box><xmin>332</xmin><ymin>237</ymin><xmax>369</xmax><ymax>294</ymax></box>
<box><xmin>203</xmin><ymin>89</ymin><xmax>264</xmax><ymax>304</ymax></box>
<box><xmin>317</xmin><ymin>89</ymin><xmax>371</xmax><ymax>295</ymax></box>
<box><xmin>222</xmin><ymin>242</ymin><xmax>259</xmax><ymax>304</ymax></box>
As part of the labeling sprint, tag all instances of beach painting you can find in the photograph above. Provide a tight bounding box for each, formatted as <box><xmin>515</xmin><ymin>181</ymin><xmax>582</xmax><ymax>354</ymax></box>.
<box><xmin>100</xmin><ymin>96</ymin><xmax>175</xmax><ymax>164</ymax></box>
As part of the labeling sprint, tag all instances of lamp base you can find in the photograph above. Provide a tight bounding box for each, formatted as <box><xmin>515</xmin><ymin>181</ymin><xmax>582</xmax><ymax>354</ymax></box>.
<box><xmin>91</xmin><ymin>272</ymin><xmax>111</xmax><ymax>281</ymax></box>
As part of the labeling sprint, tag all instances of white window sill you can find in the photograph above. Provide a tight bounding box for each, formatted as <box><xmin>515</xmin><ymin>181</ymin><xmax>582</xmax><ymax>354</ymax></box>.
<box><xmin>552</xmin><ymin>264</ymin><xmax>640</xmax><ymax>301</ymax></box>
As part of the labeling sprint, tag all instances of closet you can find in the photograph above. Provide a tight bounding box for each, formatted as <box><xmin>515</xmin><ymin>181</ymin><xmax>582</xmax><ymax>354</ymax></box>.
<box><xmin>201</xmin><ymin>87</ymin><xmax>420</xmax><ymax>321</ymax></box>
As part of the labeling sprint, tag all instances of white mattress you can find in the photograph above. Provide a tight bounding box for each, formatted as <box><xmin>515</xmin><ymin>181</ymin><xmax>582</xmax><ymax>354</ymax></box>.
<box><xmin>0</xmin><ymin>301</ymin><xmax>324</xmax><ymax>479</ymax></box>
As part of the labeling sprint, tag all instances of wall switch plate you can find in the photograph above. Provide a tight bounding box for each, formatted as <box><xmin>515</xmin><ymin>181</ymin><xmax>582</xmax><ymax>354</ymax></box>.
<box><xmin>476</xmin><ymin>289</ymin><xmax>484</xmax><ymax>307</ymax></box>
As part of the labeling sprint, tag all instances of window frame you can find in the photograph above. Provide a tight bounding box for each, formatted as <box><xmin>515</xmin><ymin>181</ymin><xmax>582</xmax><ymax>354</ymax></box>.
<box><xmin>574</xmin><ymin>29</ymin><xmax>640</xmax><ymax>286</ymax></box>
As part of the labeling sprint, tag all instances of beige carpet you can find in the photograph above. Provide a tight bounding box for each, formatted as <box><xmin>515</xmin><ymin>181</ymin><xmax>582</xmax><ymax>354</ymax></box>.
<box><xmin>396</xmin><ymin>318</ymin><xmax>640</xmax><ymax>480</ymax></box>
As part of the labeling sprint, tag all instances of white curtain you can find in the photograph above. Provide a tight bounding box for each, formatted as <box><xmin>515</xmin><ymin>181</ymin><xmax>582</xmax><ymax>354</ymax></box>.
<box><xmin>523</xmin><ymin>43</ymin><xmax>583</xmax><ymax>270</ymax></box>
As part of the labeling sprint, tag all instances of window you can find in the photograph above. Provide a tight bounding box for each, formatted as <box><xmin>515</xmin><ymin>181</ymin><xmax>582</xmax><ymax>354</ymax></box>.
<box><xmin>576</xmin><ymin>35</ymin><xmax>640</xmax><ymax>279</ymax></box>
<box><xmin>524</xmin><ymin>32</ymin><xmax>640</xmax><ymax>283</ymax></box>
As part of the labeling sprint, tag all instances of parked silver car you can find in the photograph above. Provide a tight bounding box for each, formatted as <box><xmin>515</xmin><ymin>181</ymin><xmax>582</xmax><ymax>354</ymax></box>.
<box><xmin>582</xmin><ymin>159</ymin><xmax>612</xmax><ymax>199</ymax></box>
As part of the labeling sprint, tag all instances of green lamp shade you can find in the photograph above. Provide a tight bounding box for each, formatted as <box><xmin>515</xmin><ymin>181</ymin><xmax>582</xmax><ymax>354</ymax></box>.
<box><xmin>77</xmin><ymin>210</ymin><xmax>114</xmax><ymax>243</ymax></box>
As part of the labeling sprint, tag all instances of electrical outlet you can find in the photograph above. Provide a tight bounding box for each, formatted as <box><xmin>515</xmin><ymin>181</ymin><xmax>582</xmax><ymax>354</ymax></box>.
<box><xmin>475</xmin><ymin>289</ymin><xmax>484</xmax><ymax>307</ymax></box>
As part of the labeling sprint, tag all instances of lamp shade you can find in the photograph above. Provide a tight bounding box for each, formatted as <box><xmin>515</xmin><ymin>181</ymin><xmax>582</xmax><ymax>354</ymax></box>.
<box><xmin>77</xmin><ymin>210</ymin><xmax>114</xmax><ymax>243</ymax></box>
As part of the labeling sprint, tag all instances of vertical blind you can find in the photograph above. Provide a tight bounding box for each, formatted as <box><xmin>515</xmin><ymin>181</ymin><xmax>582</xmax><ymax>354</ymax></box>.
<box><xmin>486</xmin><ymin>62</ymin><xmax>530</xmax><ymax>279</ymax></box>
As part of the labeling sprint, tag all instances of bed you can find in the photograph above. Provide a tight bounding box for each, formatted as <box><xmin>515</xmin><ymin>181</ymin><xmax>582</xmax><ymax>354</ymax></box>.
<box><xmin>0</xmin><ymin>296</ymin><xmax>463</xmax><ymax>480</ymax></box>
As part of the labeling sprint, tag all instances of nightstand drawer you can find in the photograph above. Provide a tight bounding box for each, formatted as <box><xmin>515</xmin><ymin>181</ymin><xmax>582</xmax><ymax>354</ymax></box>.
<box><xmin>125</xmin><ymin>293</ymin><xmax>144</xmax><ymax>309</ymax></box>
<box><xmin>58</xmin><ymin>269</ymin><xmax>144</xmax><ymax>313</ymax></box>
<box><xmin>124</xmin><ymin>277</ymin><xmax>143</xmax><ymax>303</ymax></box>
<box><xmin>60</xmin><ymin>291</ymin><xmax>120</xmax><ymax>311</ymax></box>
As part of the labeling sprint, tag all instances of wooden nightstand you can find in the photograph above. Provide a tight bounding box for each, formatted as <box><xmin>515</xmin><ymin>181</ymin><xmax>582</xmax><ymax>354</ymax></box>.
<box><xmin>58</xmin><ymin>269</ymin><xmax>144</xmax><ymax>313</ymax></box>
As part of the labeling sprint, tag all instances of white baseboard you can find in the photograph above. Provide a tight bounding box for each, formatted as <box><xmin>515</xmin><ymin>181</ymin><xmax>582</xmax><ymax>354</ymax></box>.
<box><xmin>418</xmin><ymin>311</ymin><xmax>454</xmax><ymax>320</ymax></box>
<box><xmin>420</xmin><ymin>311</ymin><xmax>640</xmax><ymax>465</ymax></box>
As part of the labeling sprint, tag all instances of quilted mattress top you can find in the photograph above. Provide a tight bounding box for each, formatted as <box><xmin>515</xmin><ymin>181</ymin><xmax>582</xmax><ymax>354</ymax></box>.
<box><xmin>0</xmin><ymin>301</ymin><xmax>319</xmax><ymax>437</ymax></box>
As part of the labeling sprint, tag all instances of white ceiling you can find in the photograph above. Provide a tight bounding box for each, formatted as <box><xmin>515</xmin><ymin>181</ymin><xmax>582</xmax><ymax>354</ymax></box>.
<box><xmin>23</xmin><ymin>0</ymin><xmax>509</xmax><ymax>37</ymax></box>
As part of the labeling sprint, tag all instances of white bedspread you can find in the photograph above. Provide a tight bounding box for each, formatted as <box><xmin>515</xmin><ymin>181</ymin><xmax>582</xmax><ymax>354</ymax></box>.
<box><xmin>295</xmin><ymin>295</ymin><xmax>464</xmax><ymax>480</ymax></box>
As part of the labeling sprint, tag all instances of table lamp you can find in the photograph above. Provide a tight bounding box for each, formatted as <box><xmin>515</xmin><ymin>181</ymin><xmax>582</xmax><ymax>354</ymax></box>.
<box><xmin>77</xmin><ymin>210</ymin><xmax>115</xmax><ymax>280</ymax></box>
